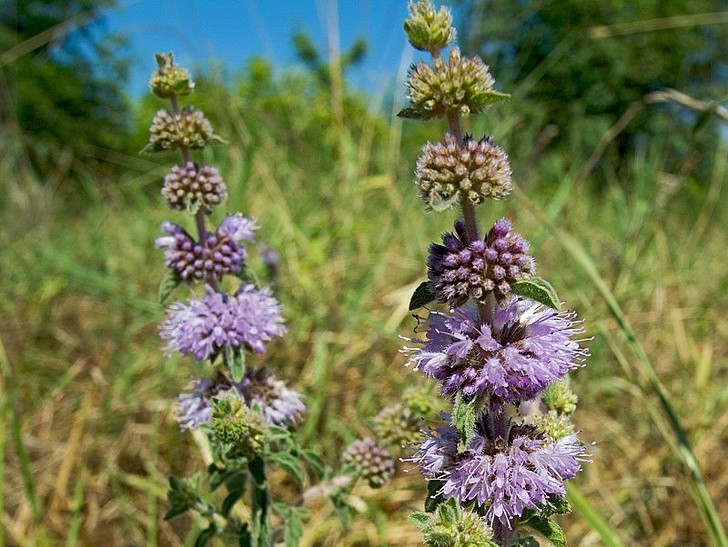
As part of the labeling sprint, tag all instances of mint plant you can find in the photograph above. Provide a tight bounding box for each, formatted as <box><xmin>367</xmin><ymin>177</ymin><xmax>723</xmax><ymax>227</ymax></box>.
<box><xmin>399</xmin><ymin>3</ymin><xmax>591</xmax><ymax>545</ymax></box>
<box><xmin>144</xmin><ymin>53</ymin><xmax>409</xmax><ymax>546</ymax></box>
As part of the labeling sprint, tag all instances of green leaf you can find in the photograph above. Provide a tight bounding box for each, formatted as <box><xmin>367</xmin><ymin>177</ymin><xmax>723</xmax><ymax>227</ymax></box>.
<box><xmin>163</xmin><ymin>506</ymin><xmax>187</xmax><ymax>520</ymax></box>
<box><xmin>424</xmin><ymin>480</ymin><xmax>445</xmax><ymax>512</ymax></box>
<box><xmin>185</xmin><ymin>198</ymin><xmax>202</xmax><ymax>215</ymax></box>
<box><xmin>267</xmin><ymin>452</ymin><xmax>305</xmax><ymax>485</ymax></box>
<box><xmin>328</xmin><ymin>490</ymin><xmax>352</xmax><ymax>531</ymax></box>
<box><xmin>194</xmin><ymin>525</ymin><xmax>218</xmax><ymax>547</ymax></box>
<box><xmin>512</xmin><ymin>277</ymin><xmax>561</xmax><ymax>310</ymax></box>
<box><xmin>452</xmin><ymin>393</ymin><xmax>477</xmax><ymax>452</ymax></box>
<box><xmin>237</xmin><ymin>523</ymin><xmax>252</xmax><ymax>547</ymax></box>
<box><xmin>267</xmin><ymin>425</ymin><xmax>292</xmax><ymax>444</ymax></box>
<box><xmin>209</xmin><ymin>463</ymin><xmax>241</xmax><ymax>491</ymax></box>
<box><xmin>159</xmin><ymin>270</ymin><xmax>182</xmax><ymax>304</ymax></box>
<box><xmin>429</xmin><ymin>191</ymin><xmax>459</xmax><ymax>212</ymax></box>
<box><xmin>271</xmin><ymin>502</ymin><xmax>310</xmax><ymax>547</ymax></box>
<box><xmin>472</xmin><ymin>90</ymin><xmax>511</xmax><ymax>108</ymax></box>
<box><xmin>520</xmin><ymin>516</ymin><xmax>566</xmax><ymax>547</ymax></box>
<box><xmin>409</xmin><ymin>281</ymin><xmax>436</xmax><ymax>310</ymax></box>
<box><xmin>396</xmin><ymin>107</ymin><xmax>434</xmax><ymax>120</ymax></box>
<box><xmin>229</xmin><ymin>348</ymin><xmax>246</xmax><ymax>383</ymax></box>
<box><xmin>300</xmin><ymin>449</ymin><xmax>327</xmax><ymax>479</ymax></box>
<box><xmin>410</xmin><ymin>511</ymin><xmax>430</xmax><ymax>529</ymax></box>
<box><xmin>222</xmin><ymin>489</ymin><xmax>245</xmax><ymax>516</ymax></box>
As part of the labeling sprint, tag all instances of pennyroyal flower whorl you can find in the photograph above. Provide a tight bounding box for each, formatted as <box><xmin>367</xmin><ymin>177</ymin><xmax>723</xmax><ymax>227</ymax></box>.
<box><xmin>146</xmin><ymin>106</ymin><xmax>218</xmax><ymax>152</ymax></box>
<box><xmin>403</xmin><ymin>296</ymin><xmax>587</xmax><ymax>404</ymax></box>
<box><xmin>239</xmin><ymin>367</ymin><xmax>307</xmax><ymax>427</ymax></box>
<box><xmin>413</xmin><ymin>415</ymin><xmax>587</xmax><ymax>528</ymax></box>
<box><xmin>161</xmin><ymin>285</ymin><xmax>286</xmax><ymax>361</ymax></box>
<box><xmin>342</xmin><ymin>437</ymin><xmax>396</xmax><ymax>488</ymax></box>
<box><xmin>416</xmin><ymin>133</ymin><xmax>512</xmax><ymax>211</ymax></box>
<box><xmin>156</xmin><ymin>213</ymin><xmax>257</xmax><ymax>282</ymax></box>
<box><xmin>403</xmin><ymin>0</ymin><xmax>456</xmax><ymax>54</ymax></box>
<box><xmin>412</xmin><ymin>499</ymin><xmax>496</xmax><ymax>547</ymax></box>
<box><xmin>177</xmin><ymin>369</ymin><xmax>305</xmax><ymax>430</ymax></box>
<box><xmin>162</xmin><ymin>163</ymin><xmax>227</xmax><ymax>212</ymax></box>
<box><xmin>373</xmin><ymin>403</ymin><xmax>423</xmax><ymax>448</ymax></box>
<box><xmin>406</xmin><ymin>48</ymin><xmax>498</xmax><ymax>119</ymax></box>
<box><xmin>428</xmin><ymin>218</ymin><xmax>535</xmax><ymax>305</ymax></box>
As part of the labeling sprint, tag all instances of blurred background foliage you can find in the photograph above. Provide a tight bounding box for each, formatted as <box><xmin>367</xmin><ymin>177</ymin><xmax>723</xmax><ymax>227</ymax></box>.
<box><xmin>1</xmin><ymin>0</ymin><xmax>727</xmax><ymax>545</ymax></box>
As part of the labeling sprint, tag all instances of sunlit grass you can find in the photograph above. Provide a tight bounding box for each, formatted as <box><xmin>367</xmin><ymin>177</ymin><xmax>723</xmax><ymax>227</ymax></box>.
<box><xmin>1</xmin><ymin>85</ymin><xmax>727</xmax><ymax>545</ymax></box>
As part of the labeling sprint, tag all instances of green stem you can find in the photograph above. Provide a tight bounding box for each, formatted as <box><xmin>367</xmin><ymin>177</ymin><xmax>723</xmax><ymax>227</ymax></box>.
<box><xmin>249</xmin><ymin>456</ymin><xmax>270</xmax><ymax>547</ymax></box>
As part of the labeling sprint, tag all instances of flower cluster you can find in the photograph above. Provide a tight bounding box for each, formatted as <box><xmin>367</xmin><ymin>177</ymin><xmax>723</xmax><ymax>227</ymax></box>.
<box><xmin>406</xmin><ymin>48</ymin><xmax>501</xmax><ymax>119</ymax></box>
<box><xmin>156</xmin><ymin>214</ymin><xmax>256</xmax><ymax>282</ymax></box>
<box><xmin>427</xmin><ymin>218</ymin><xmax>535</xmax><ymax>305</ymax></box>
<box><xmin>401</xmin><ymin>2</ymin><xmax>590</xmax><ymax>543</ymax></box>
<box><xmin>341</xmin><ymin>437</ymin><xmax>396</xmax><ymax>488</ymax></box>
<box><xmin>177</xmin><ymin>369</ymin><xmax>306</xmax><ymax>430</ymax></box>
<box><xmin>413</xmin><ymin>415</ymin><xmax>587</xmax><ymax>528</ymax></box>
<box><xmin>161</xmin><ymin>285</ymin><xmax>285</xmax><ymax>360</ymax></box>
<box><xmin>404</xmin><ymin>297</ymin><xmax>586</xmax><ymax>404</ymax></box>
<box><xmin>416</xmin><ymin>133</ymin><xmax>512</xmax><ymax>211</ymax></box>
<box><xmin>146</xmin><ymin>106</ymin><xmax>220</xmax><ymax>152</ymax></box>
<box><xmin>162</xmin><ymin>162</ymin><xmax>227</xmax><ymax>212</ymax></box>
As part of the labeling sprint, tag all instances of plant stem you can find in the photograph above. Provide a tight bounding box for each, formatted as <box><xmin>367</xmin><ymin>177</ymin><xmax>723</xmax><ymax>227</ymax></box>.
<box><xmin>249</xmin><ymin>456</ymin><xmax>270</xmax><ymax>547</ymax></box>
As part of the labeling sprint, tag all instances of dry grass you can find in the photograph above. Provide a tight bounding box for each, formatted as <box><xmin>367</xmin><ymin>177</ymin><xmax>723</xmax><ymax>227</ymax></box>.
<box><xmin>1</xmin><ymin>100</ymin><xmax>727</xmax><ymax>546</ymax></box>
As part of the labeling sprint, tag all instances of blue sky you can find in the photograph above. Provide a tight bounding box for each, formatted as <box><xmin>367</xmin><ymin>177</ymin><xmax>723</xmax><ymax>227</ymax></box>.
<box><xmin>104</xmin><ymin>0</ymin><xmax>420</xmax><ymax>97</ymax></box>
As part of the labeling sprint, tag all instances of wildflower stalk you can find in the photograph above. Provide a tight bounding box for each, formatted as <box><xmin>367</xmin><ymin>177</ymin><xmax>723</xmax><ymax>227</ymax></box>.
<box><xmin>401</xmin><ymin>2</ymin><xmax>590</xmax><ymax>545</ymax></box>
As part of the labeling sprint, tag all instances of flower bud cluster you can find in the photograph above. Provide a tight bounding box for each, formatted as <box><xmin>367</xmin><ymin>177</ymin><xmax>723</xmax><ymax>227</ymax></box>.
<box><xmin>156</xmin><ymin>214</ymin><xmax>255</xmax><ymax>282</ymax></box>
<box><xmin>146</xmin><ymin>106</ymin><xmax>219</xmax><ymax>152</ymax></box>
<box><xmin>149</xmin><ymin>52</ymin><xmax>195</xmax><ymax>98</ymax></box>
<box><xmin>406</xmin><ymin>48</ymin><xmax>497</xmax><ymax>119</ymax></box>
<box><xmin>412</xmin><ymin>498</ymin><xmax>496</xmax><ymax>547</ymax></box>
<box><xmin>416</xmin><ymin>133</ymin><xmax>512</xmax><ymax>211</ymax></box>
<box><xmin>210</xmin><ymin>395</ymin><xmax>268</xmax><ymax>460</ymax></box>
<box><xmin>341</xmin><ymin>437</ymin><xmax>396</xmax><ymax>489</ymax></box>
<box><xmin>404</xmin><ymin>0</ymin><xmax>456</xmax><ymax>54</ymax></box>
<box><xmin>162</xmin><ymin>163</ymin><xmax>227</xmax><ymax>212</ymax></box>
<box><xmin>428</xmin><ymin>218</ymin><xmax>535</xmax><ymax>305</ymax></box>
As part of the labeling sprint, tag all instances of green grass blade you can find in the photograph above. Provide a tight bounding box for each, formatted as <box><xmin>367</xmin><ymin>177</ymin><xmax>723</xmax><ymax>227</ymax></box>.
<box><xmin>554</xmin><ymin>226</ymin><xmax>728</xmax><ymax>547</ymax></box>
<box><xmin>65</xmin><ymin>471</ymin><xmax>86</xmax><ymax>547</ymax></box>
<box><xmin>566</xmin><ymin>484</ymin><xmax>624</xmax><ymax>547</ymax></box>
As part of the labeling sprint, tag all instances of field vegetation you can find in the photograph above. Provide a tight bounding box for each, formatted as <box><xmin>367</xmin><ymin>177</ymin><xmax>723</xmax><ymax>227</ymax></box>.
<box><xmin>1</xmin><ymin>1</ymin><xmax>727</xmax><ymax>545</ymax></box>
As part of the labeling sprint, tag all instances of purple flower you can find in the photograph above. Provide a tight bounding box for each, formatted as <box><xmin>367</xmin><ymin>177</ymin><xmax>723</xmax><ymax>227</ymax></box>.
<box><xmin>239</xmin><ymin>367</ymin><xmax>307</xmax><ymax>427</ymax></box>
<box><xmin>160</xmin><ymin>285</ymin><xmax>285</xmax><ymax>360</ymax></box>
<box><xmin>177</xmin><ymin>368</ymin><xmax>306</xmax><ymax>430</ymax></box>
<box><xmin>403</xmin><ymin>296</ymin><xmax>587</xmax><ymax>404</ymax></box>
<box><xmin>155</xmin><ymin>213</ymin><xmax>257</xmax><ymax>282</ymax></box>
<box><xmin>342</xmin><ymin>437</ymin><xmax>396</xmax><ymax>488</ymax></box>
<box><xmin>412</xmin><ymin>414</ymin><xmax>587</xmax><ymax>529</ymax></box>
<box><xmin>428</xmin><ymin>218</ymin><xmax>535</xmax><ymax>306</ymax></box>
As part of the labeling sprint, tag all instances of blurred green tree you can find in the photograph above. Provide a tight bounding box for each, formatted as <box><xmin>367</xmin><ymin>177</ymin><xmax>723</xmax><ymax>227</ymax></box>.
<box><xmin>0</xmin><ymin>0</ymin><xmax>131</xmax><ymax>183</ymax></box>
<box><xmin>455</xmin><ymin>0</ymin><xmax>728</xmax><ymax>167</ymax></box>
